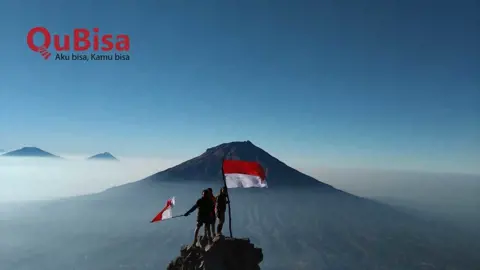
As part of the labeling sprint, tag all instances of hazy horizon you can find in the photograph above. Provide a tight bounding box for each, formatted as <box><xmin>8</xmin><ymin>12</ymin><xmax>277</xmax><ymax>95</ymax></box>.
<box><xmin>2</xmin><ymin>144</ymin><xmax>480</xmax><ymax>176</ymax></box>
<box><xmin>0</xmin><ymin>156</ymin><xmax>182</xmax><ymax>202</ymax></box>
<box><xmin>1</xmin><ymin>155</ymin><xmax>479</xmax><ymax>204</ymax></box>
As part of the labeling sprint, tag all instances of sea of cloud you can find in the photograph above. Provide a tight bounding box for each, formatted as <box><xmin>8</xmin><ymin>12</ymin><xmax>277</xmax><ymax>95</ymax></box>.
<box><xmin>0</xmin><ymin>156</ymin><xmax>183</xmax><ymax>202</ymax></box>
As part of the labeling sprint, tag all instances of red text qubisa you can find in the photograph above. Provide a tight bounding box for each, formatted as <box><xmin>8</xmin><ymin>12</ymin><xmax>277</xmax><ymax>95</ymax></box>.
<box><xmin>26</xmin><ymin>27</ymin><xmax>130</xmax><ymax>52</ymax></box>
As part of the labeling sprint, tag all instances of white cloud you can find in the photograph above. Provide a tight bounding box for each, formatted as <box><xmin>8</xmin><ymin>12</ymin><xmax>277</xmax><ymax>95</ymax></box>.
<box><xmin>0</xmin><ymin>156</ymin><xmax>183</xmax><ymax>202</ymax></box>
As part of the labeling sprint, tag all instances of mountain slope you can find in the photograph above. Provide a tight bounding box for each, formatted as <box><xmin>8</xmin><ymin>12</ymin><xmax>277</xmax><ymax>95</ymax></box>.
<box><xmin>6</xmin><ymin>182</ymin><xmax>479</xmax><ymax>270</ymax></box>
<box><xmin>1</xmin><ymin>147</ymin><xmax>61</xmax><ymax>158</ymax></box>
<box><xmin>3</xmin><ymin>141</ymin><xmax>479</xmax><ymax>270</ymax></box>
<box><xmin>87</xmin><ymin>152</ymin><xmax>118</xmax><ymax>161</ymax></box>
<box><xmin>141</xmin><ymin>140</ymin><xmax>332</xmax><ymax>188</ymax></box>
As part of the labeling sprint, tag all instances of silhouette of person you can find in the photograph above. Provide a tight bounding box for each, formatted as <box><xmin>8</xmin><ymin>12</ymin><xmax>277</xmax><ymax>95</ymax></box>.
<box><xmin>207</xmin><ymin>188</ymin><xmax>216</xmax><ymax>237</ymax></box>
<box><xmin>184</xmin><ymin>189</ymin><xmax>215</xmax><ymax>246</ymax></box>
<box><xmin>215</xmin><ymin>187</ymin><xmax>229</xmax><ymax>235</ymax></box>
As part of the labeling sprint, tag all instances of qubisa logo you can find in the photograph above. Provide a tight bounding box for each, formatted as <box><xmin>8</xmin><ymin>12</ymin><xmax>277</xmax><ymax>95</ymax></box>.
<box><xmin>26</xmin><ymin>26</ymin><xmax>131</xmax><ymax>61</ymax></box>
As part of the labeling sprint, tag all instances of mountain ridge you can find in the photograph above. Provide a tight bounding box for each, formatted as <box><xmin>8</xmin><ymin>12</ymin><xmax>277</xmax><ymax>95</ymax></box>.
<box><xmin>1</xmin><ymin>147</ymin><xmax>61</xmax><ymax>158</ymax></box>
<box><xmin>87</xmin><ymin>152</ymin><xmax>118</xmax><ymax>161</ymax></box>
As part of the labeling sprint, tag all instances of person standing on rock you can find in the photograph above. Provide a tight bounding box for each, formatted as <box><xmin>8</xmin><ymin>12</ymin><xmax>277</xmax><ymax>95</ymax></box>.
<box><xmin>184</xmin><ymin>189</ymin><xmax>215</xmax><ymax>246</ymax></box>
<box><xmin>207</xmin><ymin>188</ymin><xmax>216</xmax><ymax>237</ymax></box>
<box><xmin>215</xmin><ymin>187</ymin><xmax>229</xmax><ymax>236</ymax></box>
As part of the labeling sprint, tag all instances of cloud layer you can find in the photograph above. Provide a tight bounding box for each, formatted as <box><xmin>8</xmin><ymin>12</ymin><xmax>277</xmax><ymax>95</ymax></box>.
<box><xmin>0</xmin><ymin>156</ymin><xmax>182</xmax><ymax>202</ymax></box>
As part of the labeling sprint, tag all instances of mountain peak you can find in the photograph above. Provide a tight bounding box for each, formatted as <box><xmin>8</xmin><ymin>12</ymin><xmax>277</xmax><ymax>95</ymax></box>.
<box><xmin>87</xmin><ymin>152</ymin><xmax>118</xmax><ymax>161</ymax></box>
<box><xmin>1</xmin><ymin>147</ymin><xmax>60</xmax><ymax>158</ymax></box>
<box><xmin>202</xmin><ymin>140</ymin><xmax>259</xmax><ymax>159</ymax></box>
<box><xmin>145</xmin><ymin>140</ymin><xmax>333</xmax><ymax>188</ymax></box>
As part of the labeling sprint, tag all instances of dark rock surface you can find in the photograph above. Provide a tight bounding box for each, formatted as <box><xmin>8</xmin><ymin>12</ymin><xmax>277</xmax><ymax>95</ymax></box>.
<box><xmin>167</xmin><ymin>235</ymin><xmax>263</xmax><ymax>270</ymax></box>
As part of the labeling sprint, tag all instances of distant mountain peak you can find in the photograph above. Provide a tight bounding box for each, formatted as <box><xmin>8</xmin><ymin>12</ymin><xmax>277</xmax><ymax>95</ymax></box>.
<box><xmin>87</xmin><ymin>152</ymin><xmax>118</xmax><ymax>161</ymax></box>
<box><xmin>144</xmin><ymin>140</ymin><xmax>334</xmax><ymax>188</ymax></box>
<box><xmin>1</xmin><ymin>147</ymin><xmax>60</xmax><ymax>158</ymax></box>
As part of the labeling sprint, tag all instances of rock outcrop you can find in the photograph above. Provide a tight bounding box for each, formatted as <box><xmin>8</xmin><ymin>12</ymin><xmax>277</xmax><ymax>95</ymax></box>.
<box><xmin>167</xmin><ymin>235</ymin><xmax>263</xmax><ymax>270</ymax></box>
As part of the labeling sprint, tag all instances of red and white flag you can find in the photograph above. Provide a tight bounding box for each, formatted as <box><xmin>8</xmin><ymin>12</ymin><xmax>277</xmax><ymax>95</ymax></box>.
<box><xmin>222</xmin><ymin>160</ymin><xmax>268</xmax><ymax>188</ymax></box>
<box><xmin>150</xmin><ymin>197</ymin><xmax>176</xmax><ymax>223</ymax></box>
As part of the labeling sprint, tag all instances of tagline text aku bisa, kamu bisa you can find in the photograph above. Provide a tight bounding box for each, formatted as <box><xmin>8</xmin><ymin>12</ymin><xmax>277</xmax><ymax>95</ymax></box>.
<box><xmin>27</xmin><ymin>26</ymin><xmax>131</xmax><ymax>60</ymax></box>
<box><xmin>54</xmin><ymin>53</ymin><xmax>130</xmax><ymax>61</ymax></box>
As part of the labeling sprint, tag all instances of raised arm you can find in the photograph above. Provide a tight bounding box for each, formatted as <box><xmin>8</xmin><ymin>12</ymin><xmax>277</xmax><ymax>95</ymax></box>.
<box><xmin>184</xmin><ymin>203</ymin><xmax>198</xmax><ymax>216</ymax></box>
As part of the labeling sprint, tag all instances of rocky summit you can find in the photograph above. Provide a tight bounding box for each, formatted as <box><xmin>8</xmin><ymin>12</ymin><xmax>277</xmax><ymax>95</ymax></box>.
<box><xmin>167</xmin><ymin>235</ymin><xmax>263</xmax><ymax>270</ymax></box>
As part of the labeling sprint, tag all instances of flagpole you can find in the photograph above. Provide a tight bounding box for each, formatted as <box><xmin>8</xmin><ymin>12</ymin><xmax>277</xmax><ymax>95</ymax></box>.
<box><xmin>150</xmin><ymin>215</ymin><xmax>184</xmax><ymax>223</ymax></box>
<box><xmin>221</xmin><ymin>157</ymin><xmax>233</xmax><ymax>238</ymax></box>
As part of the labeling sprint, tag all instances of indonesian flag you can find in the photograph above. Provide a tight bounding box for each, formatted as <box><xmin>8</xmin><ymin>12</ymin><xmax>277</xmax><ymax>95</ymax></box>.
<box><xmin>222</xmin><ymin>160</ymin><xmax>268</xmax><ymax>188</ymax></box>
<box><xmin>150</xmin><ymin>197</ymin><xmax>176</xmax><ymax>223</ymax></box>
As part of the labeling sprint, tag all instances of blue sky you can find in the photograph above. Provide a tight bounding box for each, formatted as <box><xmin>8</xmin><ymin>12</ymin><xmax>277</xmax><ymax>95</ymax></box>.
<box><xmin>0</xmin><ymin>1</ymin><xmax>478</xmax><ymax>174</ymax></box>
